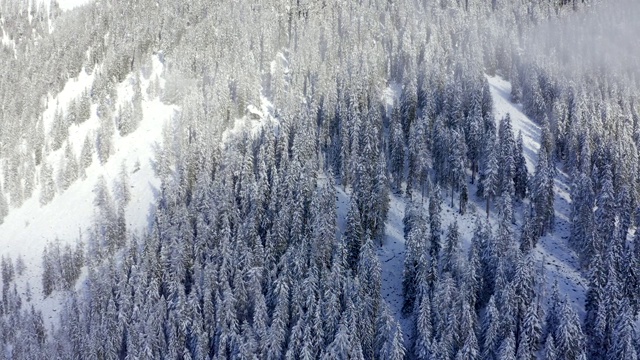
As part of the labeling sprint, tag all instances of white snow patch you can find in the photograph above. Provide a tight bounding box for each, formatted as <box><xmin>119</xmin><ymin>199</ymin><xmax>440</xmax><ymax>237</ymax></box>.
<box><xmin>1</xmin><ymin>27</ymin><xmax>16</xmax><ymax>57</ymax></box>
<box><xmin>0</xmin><ymin>54</ymin><xmax>173</xmax><ymax>329</ymax></box>
<box><xmin>486</xmin><ymin>75</ymin><xmax>541</xmax><ymax>174</ymax></box>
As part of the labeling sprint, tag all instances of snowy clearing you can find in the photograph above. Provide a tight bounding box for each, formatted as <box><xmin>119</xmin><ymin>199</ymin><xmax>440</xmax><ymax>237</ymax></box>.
<box><xmin>0</xmin><ymin>55</ymin><xmax>174</xmax><ymax>329</ymax></box>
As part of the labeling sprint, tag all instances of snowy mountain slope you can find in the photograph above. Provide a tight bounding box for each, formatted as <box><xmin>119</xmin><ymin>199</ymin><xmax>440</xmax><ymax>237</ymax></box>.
<box><xmin>373</xmin><ymin>192</ymin><xmax>484</xmax><ymax>344</ymax></box>
<box><xmin>361</xmin><ymin>76</ymin><xmax>589</xmax><ymax>349</ymax></box>
<box><xmin>487</xmin><ymin>75</ymin><xmax>586</xmax><ymax>315</ymax></box>
<box><xmin>0</xmin><ymin>55</ymin><xmax>175</xmax><ymax>329</ymax></box>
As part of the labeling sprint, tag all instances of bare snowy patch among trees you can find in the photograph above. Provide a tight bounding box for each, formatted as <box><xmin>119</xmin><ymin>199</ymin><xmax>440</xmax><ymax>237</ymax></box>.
<box><xmin>0</xmin><ymin>0</ymin><xmax>638</xmax><ymax>358</ymax></box>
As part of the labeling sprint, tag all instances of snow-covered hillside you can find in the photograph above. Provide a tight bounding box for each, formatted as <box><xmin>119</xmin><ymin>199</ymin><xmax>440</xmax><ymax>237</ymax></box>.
<box><xmin>0</xmin><ymin>67</ymin><xmax>590</xmax><ymax>348</ymax></box>
<box><xmin>1</xmin><ymin>0</ymin><xmax>636</xmax><ymax>357</ymax></box>
<box><xmin>487</xmin><ymin>75</ymin><xmax>586</xmax><ymax>316</ymax></box>
<box><xmin>363</xmin><ymin>75</ymin><xmax>589</xmax><ymax>347</ymax></box>
<box><xmin>0</xmin><ymin>55</ymin><xmax>174</xmax><ymax>328</ymax></box>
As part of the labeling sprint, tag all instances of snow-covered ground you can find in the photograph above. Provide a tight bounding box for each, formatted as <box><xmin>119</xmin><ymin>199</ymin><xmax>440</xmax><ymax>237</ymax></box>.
<box><xmin>487</xmin><ymin>75</ymin><xmax>586</xmax><ymax>315</ymax></box>
<box><xmin>0</xmin><ymin>55</ymin><xmax>174</xmax><ymax>329</ymax></box>
<box><xmin>360</xmin><ymin>75</ymin><xmax>588</xmax><ymax>349</ymax></box>
<box><xmin>0</xmin><ymin>52</ymin><xmax>586</xmax><ymax>345</ymax></box>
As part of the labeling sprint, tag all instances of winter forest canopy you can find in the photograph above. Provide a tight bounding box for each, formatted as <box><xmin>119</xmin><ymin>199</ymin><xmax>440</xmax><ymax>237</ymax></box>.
<box><xmin>0</xmin><ymin>0</ymin><xmax>639</xmax><ymax>358</ymax></box>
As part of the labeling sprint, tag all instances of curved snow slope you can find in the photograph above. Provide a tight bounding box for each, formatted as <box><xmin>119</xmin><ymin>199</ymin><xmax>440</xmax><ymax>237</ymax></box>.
<box><xmin>487</xmin><ymin>75</ymin><xmax>586</xmax><ymax>315</ymax></box>
<box><xmin>0</xmin><ymin>55</ymin><xmax>174</xmax><ymax>327</ymax></box>
<box><xmin>371</xmin><ymin>76</ymin><xmax>589</xmax><ymax>346</ymax></box>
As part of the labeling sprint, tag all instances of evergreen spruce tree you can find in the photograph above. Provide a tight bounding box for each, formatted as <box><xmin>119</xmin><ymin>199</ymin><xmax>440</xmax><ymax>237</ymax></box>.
<box><xmin>530</xmin><ymin>144</ymin><xmax>554</xmax><ymax>237</ymax></box>
<box><xmin>62</xmin><ymin>142</ymin><xmax>79</xmax><ymax>191</ymax></box>
<box><xmin>80</xmin><ymin>134</ymin><xmax>94</xmax><ymax>178</ymax></box>
<box><xmin>554</xmin><ymin>298</ymin><xmax>586</xmax><ymax>360</ymax></box>
<box><xmin>407</xmin><ymin>115</ymin><xmax>430</xmax><ymax>195</ymax></box>
<box><xmin>594</xmin><ymin>164</ymin><xmax>616</xmax><ymax>243</ymax></box>
<box><xmin>441</xmin><ymin>221</ymin><xmax>461</xmax><ymax>276</ymax></box>
<box><xmin>40</xmin><ymin>161</ymin><xmax>56</xmax><ymax>206</ymax></box>
<box><xmin>496</xmin><ymin>331</ymin><xmax>515</xmax><ymax>360</ymax></box>
<box><xmin>448</xmin><ymin>129</ymin><xmax>467</xmax><ymax>208</ymax></box>
<box><xmin>498</xmin><ymin>114</ymin><xmax>515</xmax><ymax>197</ymax></box>
<box><xmin>429</xmin><ymin>184</ymin><xmax>443</xmax><ymax>259</ymax></box>
<box><xmin>51</xmin><ymin>107</ymin><xmax>69</xmax><ymax>151</ymax></box>
<box><xmin>0</xmin><ymin>185</ymin><xmax>8</xmax><ymax>224</ymax></box>
<box><xmin>389</xmin><ymin>116</ymin><xmax>405</xmax><ymax>193</ymax></box>
<box><xmin>413</xmin><ymin>294</ymin><xmax>433</xmax><ymax>360</ymax></box>
<box><xmin>481</xmin><ymin>140</ymin><xmax>499</xmax><ymax>219</ymax></box>
<box><xmin>514</xmin><ymin>131</ymin><xmax>528</xmax><ymax>200</ymax></box>
<box><xmin>345</xmin><ymin>199</ymin><xmax>364</xmax><ymax>273</ymax></box>
<box><xmin>481</xmin><ymin>297</ymin><xmax>500</xmax><ymax>360</ymax></box>
<box><xmin>544</xmin><ymin>333</ymin><xmax>558</xmax><ymax>360</ymax></box>
<box><xmin>403</xmin><ymin>200</ymin><xmax>427</xmax><ymax>314</ymax></box>
<box><xmin>466</xmin><ymin>99</ymin><xmax>483</xmax><ymax>184</ymax></box>
<box><xmin>569</xmin><ymin>171</ymin><xmax>594</xmax><ymax>265</ymax></box>
<box><xmin>518</xmin><ymin>300</ymin><xmax>542</xmax><ymax>360</ymax></box>
<box><xmin>606</xmin><ymin>301</ymin><xmax>637</xmax><ymax>360</ymax></box>
<box><xmin>510</xmin><ymin>71</ymin><xmax>522</xmax><ymax>103</ymax></box>
<box><xmin>77</xmin><ymin>89</ymin><xmax>92</xmax><ymax>122</ymax></box>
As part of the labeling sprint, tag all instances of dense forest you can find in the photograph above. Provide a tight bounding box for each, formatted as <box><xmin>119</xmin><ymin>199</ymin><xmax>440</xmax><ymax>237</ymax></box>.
<box><xmin>0</xmin><ymin>0</ymin><xmax>639</xmax><ymax>358</ymax></box>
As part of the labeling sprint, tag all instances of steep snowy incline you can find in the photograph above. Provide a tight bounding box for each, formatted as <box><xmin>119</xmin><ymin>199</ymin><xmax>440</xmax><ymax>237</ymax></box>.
<box><xmin>0</xmin><ymin>55</ymin><xmax>175</xmax><ymax>328</ymax></box>
<box><xmin>487</xmin><ymin>75</ymin><xmax>587</xmax><ymax>315</ymax></box>
<box><xmin>334</xmin><ymin>187</ymin><xmax>416</xmax><ymax>343</ymax></box>
<box><xmin>336</xmin><ymin>180</ymin><xmax>485</xmax><ymax>344</ymax></box>
<box><xmin>332</xmin><ymin>75</ymin><xmax>588</xmax><ymax>350</ymax></box>
<box><xmin>374</xmin><ymin>191</ymin><xmax>482</xmax><ymax>344</ymax></box>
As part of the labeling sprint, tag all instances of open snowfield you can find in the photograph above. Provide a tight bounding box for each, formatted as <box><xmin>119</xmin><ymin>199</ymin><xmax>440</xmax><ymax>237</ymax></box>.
<box><xmin>0</xmin><ymin>55</ymin><xmax>174</xmax><ymax>329</ymax></box>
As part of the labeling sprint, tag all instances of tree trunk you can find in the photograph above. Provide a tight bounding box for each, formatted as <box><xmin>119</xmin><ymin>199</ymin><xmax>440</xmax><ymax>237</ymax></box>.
<box><xmin>486</xmin><ymin>197</ymin><xmax>490</xmax><ymax>219</ymax></box>
<box><xmin>471</xmin><ymin>162</ymin><xmax>477</xmax><ymax>184</ymax></box>
<box><xmin>451</xmin><ymin>187</ymin><xmax>454</xmax><ymax>208</ymax></box>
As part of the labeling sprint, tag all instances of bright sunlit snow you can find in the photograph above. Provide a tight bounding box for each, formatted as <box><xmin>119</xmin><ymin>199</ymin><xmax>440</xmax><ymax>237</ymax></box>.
<box><xmin>0</xmin><ymin>55</ymin><xmax>173</xmax><ymax>328</ymax></box>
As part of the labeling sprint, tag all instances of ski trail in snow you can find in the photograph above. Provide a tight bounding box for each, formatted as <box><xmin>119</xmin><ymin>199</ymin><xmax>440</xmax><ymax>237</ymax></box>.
<box><xmin>487</xmin><ymin>75</ymin><xmax>586</xmax><ymax>316</ymax></box>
